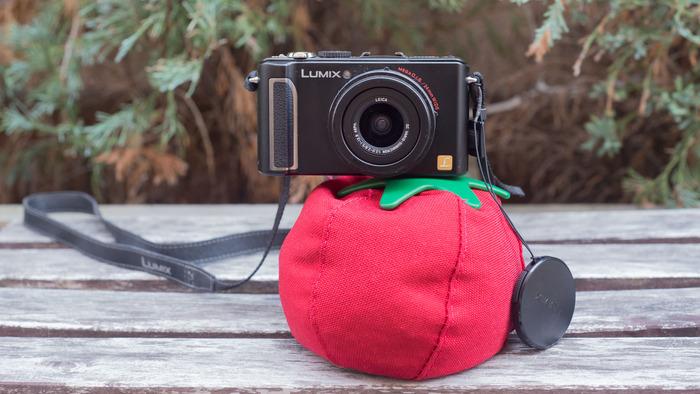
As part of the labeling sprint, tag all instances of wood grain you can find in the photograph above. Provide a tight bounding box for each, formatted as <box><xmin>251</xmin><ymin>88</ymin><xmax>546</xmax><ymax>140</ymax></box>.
<box><xmin>0</xmin><ymin>203</ymin><xmax>640</xmax><ymax>221</ymax></box>
<box><xmin>0</xmin><ymin>243</ymin><xmax>697</xmax><ymax>291</ymax></box>
<box><xmin>572</xmin><ymin>287</ymin><xmax>700</xmax><ymax>336</ymax></box>
<box><xmin>0</xmin><ymin>337</ymin><xmax>697</xmax><ymax>391</ymax></box>
<box><xmin>0</xmin><ymin>287</ymin><xmax>697</xmax><ymax>338</ymax></box>
<box><xmin>0</xmin><ymin>205</ymin><xmax>698</xmax><ymax>392</ymax></box>
<box><xmin>0</xmin><ymin>206</ymin><xmax>304</xmax><ymax>244</ymax></box>
<box><xmin>0</xmin><ymin>249</ymin><xmax>279</xmax><ymax>292</ymax></box>
<box><xmin>509</xmin><ymin>208</ymin><xmax>700</xmax><ymax>243</ymax></box>
<box><xmin>535</xmin><ymin>244</ymin><xmax>700</xmax><ymax>290</ymax></box>
<box><xmin>0</xmin><ymin>289</ymin><xmax>287</xmax><ymax>337</ymax></box>
<box><xmin>2</xmin><ymin>207</ymin><xmax>699</xmax><ymax>244</ymax></box>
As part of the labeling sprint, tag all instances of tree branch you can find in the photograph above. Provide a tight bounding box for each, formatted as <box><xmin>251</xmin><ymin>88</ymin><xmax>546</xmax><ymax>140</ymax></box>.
<box><xmin>59</xmin><ymin>12</ymin><xmax>81</xmax><ymax>84</ymax></box>
<box><xmin>489</xmin><ymin>80</ymin><xmax>588</xmax><ymax>115</ymax></box>
<box><xmin>178</xmin><ymin>91</ymin><xmax>216</xmax><ymax>180</ymax></box>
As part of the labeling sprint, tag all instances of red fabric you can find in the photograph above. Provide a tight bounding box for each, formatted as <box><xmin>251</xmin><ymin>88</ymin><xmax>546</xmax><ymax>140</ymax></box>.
<box><xmin>279</xmin><ymin>177</ymin><xmax>524</xmax><ymax>380</ymax></box>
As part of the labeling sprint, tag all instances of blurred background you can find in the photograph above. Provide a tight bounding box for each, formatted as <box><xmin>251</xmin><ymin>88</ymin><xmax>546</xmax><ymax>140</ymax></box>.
<box><xmin>0</xmin><ymin>0</ymin><xmax>698</xmax><ymax>205</ymax></box>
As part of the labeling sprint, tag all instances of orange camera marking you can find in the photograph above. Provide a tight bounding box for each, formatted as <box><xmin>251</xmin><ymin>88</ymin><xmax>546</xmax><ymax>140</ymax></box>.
<box><xmin>437</xmin><ymin>155</ymin><xmax>453</xmax><ymax>171</ymax></box>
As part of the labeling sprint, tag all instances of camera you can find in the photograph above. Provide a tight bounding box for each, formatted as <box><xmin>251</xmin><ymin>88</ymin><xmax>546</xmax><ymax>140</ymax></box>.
<box><xmin>247</xmin><ymin>51</ymin><xmax>470</xmax><ymax>177</ymax></box>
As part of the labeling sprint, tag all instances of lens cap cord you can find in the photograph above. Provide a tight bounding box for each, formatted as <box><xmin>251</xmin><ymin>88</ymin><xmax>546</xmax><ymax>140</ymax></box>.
<box><xmin>467</xmin><ymin>73</ymin><xmax>575</xmax><ymax>350</ymax></box>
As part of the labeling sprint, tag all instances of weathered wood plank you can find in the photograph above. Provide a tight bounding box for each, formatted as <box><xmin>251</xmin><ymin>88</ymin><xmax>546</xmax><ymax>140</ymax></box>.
<box><xmin>0</xmin><ymin>337</ymin><xmax>697</xmax><ymax>391</ymax></box>
<box><xmin>0</xmin><ymin>206</ymin><xmax>304</xmax><ymax>244</ymax></box>
<box><xmin>0</xmin><ymin>248</ymin><xmax>280</xmax><ymax>292</ymax></box>
<box><xmin>510</xmin><ymin>208</ymin><xmax>700</xmax><ymax>243</ymax></box>
<box><xmin>536</xmin><ymin>244</ymin><xmax>700</xmax><ymax>290</ymax></box>
<box><xmin>0</xmin><ymin>243</ymin><xmax>697</xmax><ymax>291</ymax></box>
<box><xmin>571</xmin><ymin>287</ymin><xmax>700</xmax><ymax>336</ymax></box>
<box><xmin>0</xmin><ymin>287</ymin><xmax>697</xmax><ymax>338</ymax></box>
<box><xmin>0</xmin><ymin>289</ymin><xmax>287</xmax><ymax>337</ymax></box>
<box><xmin>1</xmin><ymin>207</ymin><xmax>699</xmax><ymax>244</ymax></box>
<box><xmin>0</xmin><ymin>203</ymin><xmax>639</xmax><ymax>221</ymax></box>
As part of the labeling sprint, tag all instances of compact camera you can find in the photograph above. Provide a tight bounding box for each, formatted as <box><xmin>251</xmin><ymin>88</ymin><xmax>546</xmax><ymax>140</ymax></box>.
<box><xmin>247</xmin><ymin>51</ymin><xmax>470</xmax><ymax>177</ymax></box>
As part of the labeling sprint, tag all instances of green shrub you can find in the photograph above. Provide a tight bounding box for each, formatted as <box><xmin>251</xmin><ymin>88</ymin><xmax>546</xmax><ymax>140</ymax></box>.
<box><xmin>1</xmin><ymin>0</ymin><xmax>293</xmax><ymax>172</ymax></box>
<box><xmin>1</xmin><ymin>0</ymin><xmax>698</xmax><ymax>205</ymax></box>
<box><xmin>516</xmin><ymin>0</ymin><xmax>700</xmax><ymax>206</ymax></box>
<box><xmin>0</xmin><ymin>0</ymin><xmax>465</xmax><ymax>202</ymax></box>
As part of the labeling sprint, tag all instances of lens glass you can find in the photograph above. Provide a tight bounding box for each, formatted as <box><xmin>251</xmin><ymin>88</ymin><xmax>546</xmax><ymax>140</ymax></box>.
<box><xmin>358</xmin><ymin>103</ymin><xmax>404</xmax><ymax>148</ymax></box>
<box><xmin>330</xmin><ymin>72</ymin><xmax>436</xmax><ymax>174</ymax></box>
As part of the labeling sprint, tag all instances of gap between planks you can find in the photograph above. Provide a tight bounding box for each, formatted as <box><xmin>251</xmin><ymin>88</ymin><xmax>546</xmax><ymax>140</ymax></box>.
<box><xmin>4</xmin><ymin>278</ymin><xmax>700</xmax><ymax>293</ymax></box>
<box><xmin>4</xmin><ymin>236</ymin><xmax>700</xmax><ymax>250</ymax></box>
<box><xmin>1</xmin><ymin>387</ymin><xmax>695</xmax><ymax>394</ymax></box>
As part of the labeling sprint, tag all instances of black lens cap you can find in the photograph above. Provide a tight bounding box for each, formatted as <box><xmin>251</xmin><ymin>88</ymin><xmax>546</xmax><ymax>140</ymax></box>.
<box><xmin>513</xmin><ymin>256</ymin><xmax>576</xmax><ymax>349</ymax></box>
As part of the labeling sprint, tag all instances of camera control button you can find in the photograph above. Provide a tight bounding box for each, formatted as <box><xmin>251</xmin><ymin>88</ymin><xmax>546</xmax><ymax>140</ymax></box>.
<box><xmin>317</xmin><ymin>50</ymin><xmax>352</xmax><ymax>58</ymax></box>
<box><xmin>289</xmin><ymin>51</ymin><xmax>314</xmax><ymax>59</ymax></box>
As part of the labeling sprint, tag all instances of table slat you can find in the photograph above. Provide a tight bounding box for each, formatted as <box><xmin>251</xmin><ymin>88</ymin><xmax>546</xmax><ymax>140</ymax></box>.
<box><xmin>0</xmin><ymin>337</ymin><xmax>697</xmax><ymax>391</ymax></box>
<box><xmin>2</xmin><ymin>208</ymin><xmax>699</xmax><ymax>244</ymax></box>
<box><xmin>0</xmin><ymin>287</ymin><xmax>697</xmax><ymax>338</ymax></box>
<box><xmin>0</xmin><ymin>244</ymin><xmax>697</xmax><ymax>291</ymax></box>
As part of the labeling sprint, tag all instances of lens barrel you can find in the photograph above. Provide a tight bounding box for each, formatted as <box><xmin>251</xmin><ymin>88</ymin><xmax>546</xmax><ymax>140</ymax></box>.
<box><xmin>330</xmin><ymin>70</ymin><xmax>435</xmax><ymax>176</ymax></box>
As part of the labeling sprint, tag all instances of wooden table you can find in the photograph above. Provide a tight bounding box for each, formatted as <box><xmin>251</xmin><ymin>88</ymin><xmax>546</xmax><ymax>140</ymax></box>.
<box><xmin>0</xmin><ymin>204</ymin><xmax>698</xmax><ymax>392</ymax></box>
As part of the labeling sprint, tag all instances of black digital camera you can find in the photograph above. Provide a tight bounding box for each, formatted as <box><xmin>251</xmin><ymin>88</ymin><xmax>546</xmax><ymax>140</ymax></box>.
<box><xmin>247</xmin><ymin>51</ymin><xmax>470</xmax><ymax>177</ymax></box>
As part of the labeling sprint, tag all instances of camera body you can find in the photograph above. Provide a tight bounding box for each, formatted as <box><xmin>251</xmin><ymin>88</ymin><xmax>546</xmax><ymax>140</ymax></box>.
<box><xmin>254</xmin><ymin>51</ymin><xmax>469</xmax><ymax>177</ymax></box>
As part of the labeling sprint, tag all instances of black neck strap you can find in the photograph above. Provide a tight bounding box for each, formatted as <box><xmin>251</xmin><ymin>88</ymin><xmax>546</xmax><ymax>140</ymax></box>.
<box><xmin>467</xmin><ymin>119</ymin><xmax>524</xmax><ymax>198</ymax></box>
<box><xmin>467</xmin><ymin>72</ymin><xmax>524</xmax><ymax>198</ymax></box>
<box><xmin>22</xmin><ymin>176</ymin><xmax>291</xmax><ymax>292</ymax></box>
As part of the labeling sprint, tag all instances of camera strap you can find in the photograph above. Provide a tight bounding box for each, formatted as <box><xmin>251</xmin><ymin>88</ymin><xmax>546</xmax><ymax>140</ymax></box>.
<box><xmin>466</xmin><ymin>73</ymin><xmax>524</xmax><ymax>198</ymax></box>
<box><xmin>22</xmin><ymin>176</ymin><xmax>291</xmax><ymax>292</ymax></box>
<box><xmin>467</xmin><ymin>72</ymin><xmax>575</xmax><ymax>349</ymax></box>
<box><xmin>468</xmin><ymin>119</ymin><xmax>524</xmax><ymax>198</ymax></box>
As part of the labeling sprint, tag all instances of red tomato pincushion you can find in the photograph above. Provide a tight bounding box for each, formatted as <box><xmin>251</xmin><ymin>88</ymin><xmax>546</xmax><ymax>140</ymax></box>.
<box><xmin>279</xmin><ymin>176</ymin><xmax>524</xmax><ymax>380</ymax></box>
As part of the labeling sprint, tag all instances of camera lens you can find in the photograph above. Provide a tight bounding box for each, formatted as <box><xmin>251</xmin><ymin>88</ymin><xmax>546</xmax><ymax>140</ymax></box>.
<box><xmin>371</xmin><ymin>114</ymin><xmax>391</xmax><ymax>135</ymax></box>
<box><xmin>372</xmin><ymin>114</ymin><xmax>391</xmax><ymax>134</ymax></box>
<box><xmin>360</xmin><ymin>103</ymin><xmax>402</xmax><ymax>146</ymax></box>
<box><xmin>342</xmin><ymin>89</ymin><xmax>416</xmax><ymax>165</ymax></box>
<box><xmin>330</xmin><ymin>70</ymin><xmax>435</xmax><ymax>176</ymax></box>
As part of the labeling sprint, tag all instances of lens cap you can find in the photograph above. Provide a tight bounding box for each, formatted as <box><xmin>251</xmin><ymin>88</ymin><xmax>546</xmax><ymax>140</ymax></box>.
<box><xmin>513</xmin><ymin>256</ymin><xmax>576</xmax><ymax>349</ymax></box>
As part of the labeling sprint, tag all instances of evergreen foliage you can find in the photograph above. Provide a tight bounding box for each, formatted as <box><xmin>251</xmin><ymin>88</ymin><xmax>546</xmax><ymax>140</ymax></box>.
<box><xmin>1</xmin><ymin>0</ymin><xmax>292</xmax><ymax>157</ymax></box>
<box><xmin>516</xmin><ymin>0</ymin><xmax>700</xmax><ymax>206</ymax></box>
<box><xmin>0</xmin><ymin>0</ymin><xmax>464</xmax><ymax>202</ymax></box>
<box><xmin>1</xmin><ymin>0</ymin><xmax>699</xmax><ymax>205</ymax></box>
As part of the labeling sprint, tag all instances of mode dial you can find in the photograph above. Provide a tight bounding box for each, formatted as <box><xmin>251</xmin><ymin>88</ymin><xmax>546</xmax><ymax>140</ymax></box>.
<box><xmin>317</xmin><ymin>50</ymin><xmax>352</xmax><ymax>58</ymax></box>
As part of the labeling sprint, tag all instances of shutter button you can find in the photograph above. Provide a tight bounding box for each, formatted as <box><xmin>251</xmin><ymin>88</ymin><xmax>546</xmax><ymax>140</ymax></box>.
<box><xmin>289</xmin><ymin>52</ymin><xmax>314</xmax><ymax>59</ymax></box>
